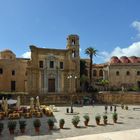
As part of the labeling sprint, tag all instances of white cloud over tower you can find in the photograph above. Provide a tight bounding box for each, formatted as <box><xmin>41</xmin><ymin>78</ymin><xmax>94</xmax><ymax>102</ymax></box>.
<box><xmin>21</xmin><ymin>51</ymin><xmax>31</xmax><ymax>58</ymax></box>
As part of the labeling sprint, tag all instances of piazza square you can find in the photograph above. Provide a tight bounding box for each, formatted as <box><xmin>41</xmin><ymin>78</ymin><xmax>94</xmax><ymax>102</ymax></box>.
<box><xmin>0</xmin><ymin>104</ymin><xmax>140</xmax><ymax>140</ymax></box>
<box><xmin>1</xmin><ymin>1</ymin><xmax>140</xmax><ymax>140</ymax></box>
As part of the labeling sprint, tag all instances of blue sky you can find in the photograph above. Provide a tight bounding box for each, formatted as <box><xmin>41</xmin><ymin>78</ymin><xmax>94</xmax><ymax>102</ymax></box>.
<box><xmin>0</xmin><ymin>0</ymin><xmax>140</xmax><ymax>63</ymax></box>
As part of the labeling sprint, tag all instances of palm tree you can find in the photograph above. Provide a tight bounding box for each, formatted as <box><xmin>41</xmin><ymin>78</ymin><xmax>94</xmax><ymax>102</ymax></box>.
<box><xmin>85</xmin><ymin>47</ymin><xmax>97</xmax><ymax>86</ymax></box>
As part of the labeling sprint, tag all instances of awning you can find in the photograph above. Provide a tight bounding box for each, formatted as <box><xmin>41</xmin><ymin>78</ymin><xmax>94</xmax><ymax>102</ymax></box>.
<box><xmin>0</xmin><ymin>99</ymin><xmax>17</xmax><ymax>105</ymax></box>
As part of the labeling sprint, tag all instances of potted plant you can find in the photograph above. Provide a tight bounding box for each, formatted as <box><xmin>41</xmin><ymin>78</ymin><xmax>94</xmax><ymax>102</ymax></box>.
<box><xmin>47</xmin><ymin>119</ymin><xmax>54</xmax><ymax>130</ymax></box>
<box><xmin>72</xmin><ymin>116</ymin><xmax>80</xmax><ymax>128</ymax></box>
<box><xmin>19</xmin><ymin>120</ymin><xmax>26</xmax><ymax>134</ymax></box>
<box><xmin>83</xmin><ymin>114</ymin><xmax>90</xmax><ymax>126</ymax></box>
<box><xmin>59</xmin><ymin>119</ymin><xmax>65</xmax><ymax>129</ymax></box>
<box><xmin>95</xmin><ymin>114</ymin><xmax>101</xmax><ymax>125</ymax></box>
<box><xmin>112</xmin><ymin>112</ymin><xmax>118</xmax><ymax>123</ymax></box>
<box><xmin>0</xmin><ymin>122</ymin><xmax>4</xmax><ymax>135</ymax></box>
<box><xmin>7</xmin><ymin>121</ymin><xmax>17</xmax><ymax>135</ymax></box>
<box><xmin>103</xmin><ymin>114</ymin><xmax>108</xmax><ymax>125</ymax></box>
<box><xmin>33</xmin><ymin>119</ymin><xmax>41</xmax><ymax>133</ymax></box>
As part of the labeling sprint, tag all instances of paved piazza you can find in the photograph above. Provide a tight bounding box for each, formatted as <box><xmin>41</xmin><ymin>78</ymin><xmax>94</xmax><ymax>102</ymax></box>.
<box><xmin>0</xmin><ymin>105</ymin><xmax>140</xmax><ymax>140</ymax></box>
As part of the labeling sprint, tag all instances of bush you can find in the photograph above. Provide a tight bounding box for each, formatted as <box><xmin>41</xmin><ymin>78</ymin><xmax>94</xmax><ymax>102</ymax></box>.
<box><xmin>47</xmin><ymin>119</ymin><xmax>54</xmax><ymax>126</ymax></box>
<box><xmin>19</xmin><ymin>120</ymin><xmax>26</xmax><ymax>129</ymax></box>
<box><xmin>83</xmin><ymin>114</ymin><xmax>90</xmax><ymax>121</ymax></box>
<box><xmin>7</xmin><ymin>121</ymin><xmax>17</xmax><ymax>129</ymax></box>
<box><xmin>95</xmin><ymin>114</ymin><xmax>101</xmax><ymax>121</ymax></box>
<box><xmin>72</xmin><ymin>116</ymin><xmax>80</xmax><ymax>125</ymax></box>
<box><xmin>33</xmin><ymin>119</ymin><xmax>41</xmax><ymax>127</ymax></box>
<box><xmin>112</xmin><ymin>112</ymin><xmax>118</xmax><ymax>120</ymax></box>
<box><xmin>103</xmin><ymin>114</ymin><xmax>107</xmax><ymax>120</ymax></box>
<box><xmin>59</xmin><ymin>119</ymin><xmax>65</xmax><ymax>125</ymax></box>
<box><xmin>0</xmin><ymin>122</ymin><xmax>4</xmax><ymax>130</ymax></box>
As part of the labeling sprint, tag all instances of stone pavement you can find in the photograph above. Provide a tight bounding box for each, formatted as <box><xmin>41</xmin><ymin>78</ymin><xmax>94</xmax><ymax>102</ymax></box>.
<box><xmin>0</xmin><ymin>105</ymin><xmax>140</xmax><ymax>140</ymax></box>
<box><xmin>57</xmin><ymin>129</ymin><xmax>140</xmax><ymax>140</ymax></box>
<box><xmin>14</xmin><ymin>128</ymin><xmax>140</xmax><ymax>140</ymax></box>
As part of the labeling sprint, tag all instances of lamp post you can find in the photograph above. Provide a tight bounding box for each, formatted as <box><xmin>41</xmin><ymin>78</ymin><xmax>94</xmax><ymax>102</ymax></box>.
<box><xmin>67</xmin><ymin>74</ymin><xmax>77</xmax><ymax>113</ymax></box>
<box><xmin>67</xmin><ymin>75</ymin><xmax>72</xmax><ymax>93</ymax></box>
<box><xmin>67</xmin><ymin>74</ymin><xmax>77</xmax><ymax>93</ymax></box>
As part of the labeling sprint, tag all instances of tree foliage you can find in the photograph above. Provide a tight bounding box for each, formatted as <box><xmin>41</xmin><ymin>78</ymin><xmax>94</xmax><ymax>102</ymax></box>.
<box><xmin>85</xmin><ymin>47</ymin><xmax>97</xmax><ymax>85</ymax></box>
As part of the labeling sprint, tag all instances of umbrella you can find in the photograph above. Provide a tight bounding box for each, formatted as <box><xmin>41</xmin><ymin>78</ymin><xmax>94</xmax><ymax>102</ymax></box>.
<box><xmin>36</xmin><ymin>96</ymin><xmax>40</xmax><ymax>108</ymax></box>
<box><xmin>30</xmin><ymin>97</ymin><xmax>34</xmax><ymax>110</ymax></box>
<box><xmin>16</xmin><ymin>96</ymin><xmax>20</xmax><ymax>109</ymax></box>
<box><xmin>7</xmin><ymin>99</ymin><xmax>17</xmax><ymax>105</ymax></box>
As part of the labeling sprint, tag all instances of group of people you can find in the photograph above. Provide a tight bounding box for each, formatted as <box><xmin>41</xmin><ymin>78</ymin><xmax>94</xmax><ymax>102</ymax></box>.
<box><xmin>104</xmin><ymin>105</ymin><xmax>117</xmax><ymax>113</ymax></box>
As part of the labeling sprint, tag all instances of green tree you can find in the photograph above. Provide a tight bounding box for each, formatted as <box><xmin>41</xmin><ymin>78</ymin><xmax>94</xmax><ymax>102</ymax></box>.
<box><xmin>85</xmin><ymin>47</ymin><xmax>97</xmax><ymax>85</ymax></box>
<box><xmin>100</xmin><ymin>79</ymin><xmax>109</xmax><ymax>86</ymax></box>
<box><xmin>99</xmin><ymin>79</ymin><xmax>109</xmax><ymax>90</ymax></box>
<box><xmin>80</xmin><ymin>74</ymin><xmax>88</xmax><ymax>91</ymax></box>
<box><xmin>80</xmin><ymin>60</ymin><xmax>87</xmax><ymax>77</ymax></box>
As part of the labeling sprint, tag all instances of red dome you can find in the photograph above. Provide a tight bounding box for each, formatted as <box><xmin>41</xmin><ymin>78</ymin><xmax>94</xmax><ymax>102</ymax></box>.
<box><xmin>110</xmin><ymin>56</ymin><xmax>120</xmax><ymax>64</ymax></box>
<box><xmin>129</xmin><ymin>56</ymin><xmax>138</xmax><ymax>63</ymax></box>
<box><xmin>120</xmin><ymin>56</ymin><xmax>130</xmax><ymax>63</ymax></box>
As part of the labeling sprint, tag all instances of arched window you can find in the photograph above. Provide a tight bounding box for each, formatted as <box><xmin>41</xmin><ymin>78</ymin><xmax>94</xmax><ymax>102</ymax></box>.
<box><xmin>71</xmin><ymin>39</ymin><xmax>75</xmax><ymax>45</ymax></box>
<box><xmin>72</xmin><ymin>50</ymin><xmax>76</xmax><ymax>58</ymax></box>
<box><xmin>93</xmin><ymin>70</ymin><xmax>97</xmax><ymax>76</ymax></box>
<box><xmin>99</xmin><ymin>70</ymin><xmax>103</xmax><ymax>76</ymax></box>
<box><xmin>126</xmin><ymin>71</ymin><xmax>130</xmax><ymax>76</ymax></box>
<box><xmin>12</xmin><ymin>70</ymin><xmax>15</xmax><ymax>75</ymax></box>
<box><xmin>116</xmin><ymin>71</ymin><xmax>119</xmax><ymax>76</ymax></box>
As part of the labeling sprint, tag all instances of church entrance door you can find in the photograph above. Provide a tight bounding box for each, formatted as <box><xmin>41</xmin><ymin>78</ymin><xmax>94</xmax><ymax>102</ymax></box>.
<box><xmin>48</xmin><ymin>79</ymin><xmax>55</xmax><ymax>92</ymax></box>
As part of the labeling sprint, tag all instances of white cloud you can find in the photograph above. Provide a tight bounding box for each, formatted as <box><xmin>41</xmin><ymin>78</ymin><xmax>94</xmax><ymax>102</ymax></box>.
<box><xmin>132</xmin><ymin>21</ymin><xmax>140</xmax><ymax>32</ymax></box>
<box><xmin>132</xmin><ymin>20</ymin><xmax>140</xmax><ymax>38</ymax></box>
<box><xmin>21</xmin><ymin>51</ymin><xmax>31</xmax><ymax>58</ymax></box>
<box><xmin>99</xmin><ymin>41</ymin><xmax>140</xmax><ymax>62</ymax></box>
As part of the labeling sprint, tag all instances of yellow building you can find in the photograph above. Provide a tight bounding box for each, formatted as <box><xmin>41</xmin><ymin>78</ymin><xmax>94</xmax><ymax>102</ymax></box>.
<box><xmin>84</xmin><ymin>56</ymin><xmax>140</xmax><ymax>91</ymax></box>
<box><xmin>27</xmin><ymin>34</ymin><xmax>80</xmax><ymax>94</ymax></box>
<box><xmin>104</xmin><ymin>56</ymin><xmax>140</xmax><ymax>90</ymax></box>
<box><xmin>0</xmin><ymin>49</ymin><xmax>28</xmax><ymax>93</ymax></box>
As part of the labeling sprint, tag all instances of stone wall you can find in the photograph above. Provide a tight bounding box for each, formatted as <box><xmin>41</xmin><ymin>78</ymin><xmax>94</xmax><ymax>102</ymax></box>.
<box><xmin>96</xmin><ymin>92</ymin><xmax>140</xmax><ymax>104</ymax></box>
<box><xmin>12</xmin><ymin>93</ymin><xmax>85</xmax><ymax>106</ymax></box>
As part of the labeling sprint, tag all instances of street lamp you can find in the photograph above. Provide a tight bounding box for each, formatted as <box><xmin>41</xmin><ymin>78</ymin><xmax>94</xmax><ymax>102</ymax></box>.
<box><xmin>67</xmin><ymin>74</ymin><xmax>77</xmax><ymax>93</ymax></box>
<box><xmin>67</xmin><ymin>74</ymin><xmax>78</xmax><ymax>113</ymax></box>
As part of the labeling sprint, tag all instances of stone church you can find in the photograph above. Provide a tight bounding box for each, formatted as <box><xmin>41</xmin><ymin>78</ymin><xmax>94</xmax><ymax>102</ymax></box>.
<box><xmin>27</xmin><ymin>35</ymin><xmax>80</xmax><ymax>94</ymax></box>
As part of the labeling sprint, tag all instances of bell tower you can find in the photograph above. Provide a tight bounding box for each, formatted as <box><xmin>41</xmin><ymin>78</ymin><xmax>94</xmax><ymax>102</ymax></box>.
<box><xmin>66</xmin><ymin>34</ymin><xmax>79</xmax><ymax>58</ymax></box>
<box><xmin>66</xmin><ymin>34</ymin><xmax>80</xmax><ymax>92</ymax></box>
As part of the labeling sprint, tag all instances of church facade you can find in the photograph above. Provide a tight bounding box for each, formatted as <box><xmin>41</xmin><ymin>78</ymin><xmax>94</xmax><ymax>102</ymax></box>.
<box><xmin>27</xmin><ymin>35</ymin><xmax>80</xmax><ymax>94</ymax></box>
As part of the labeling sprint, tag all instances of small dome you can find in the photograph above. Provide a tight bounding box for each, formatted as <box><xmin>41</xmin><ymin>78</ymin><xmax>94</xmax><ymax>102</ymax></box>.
<box><xmin>128</xmin><ymin>56</ymin><xmax>138</xmax><ymax>63</ymax></box>
<box><xmin>110</xmin><ymin>56</ymin><xmax>120</xmax><ymax>64</ymax></box>
<box><xmin>120</xmin><ymin>56</ymin><xmax>130</xmax><ymax>63</ymax></box>
<box><xmin>1</xmin><ymin>49</ymin><xmax>13</xmax><ymax>53</ymax></box>
<box><xmin>0</xmin><ymin>49</ymin><xmax>16</xmax><ymax>60</ymax></box>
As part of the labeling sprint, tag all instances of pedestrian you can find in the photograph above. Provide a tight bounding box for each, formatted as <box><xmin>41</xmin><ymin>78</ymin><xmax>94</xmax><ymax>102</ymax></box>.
<box><xmin>110</xmin><ymin>105</ymin><xmax>112</xmax><ymax>111</ymax></box>
<box><xmin>114</xmin><ymin>105</ymin><xmax>117</xmax><ymax>112</ymax></box>
<box><xmin>105</xmin><ymin>105</ymin><xmax>108</xmax><ymax>113</ymax></box>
